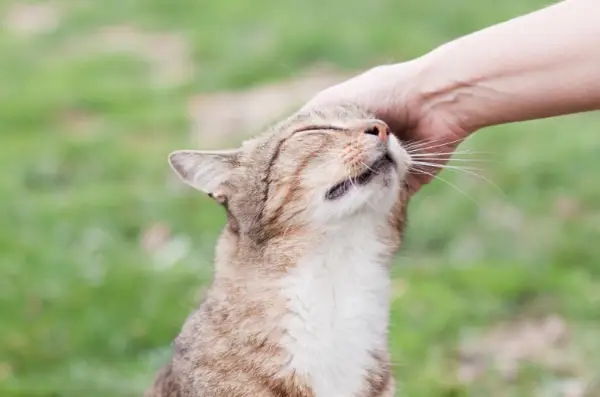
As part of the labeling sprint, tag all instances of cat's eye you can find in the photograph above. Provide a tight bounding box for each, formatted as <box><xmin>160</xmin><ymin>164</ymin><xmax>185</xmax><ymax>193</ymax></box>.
<box><xmin>293</xmin><ymin>124</ymin><xmax>347</xmax><ymax>134</ymax></box>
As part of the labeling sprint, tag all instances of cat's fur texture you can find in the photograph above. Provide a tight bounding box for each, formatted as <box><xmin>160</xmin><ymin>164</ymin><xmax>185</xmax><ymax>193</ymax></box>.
<box><xmin>145</xmin><ymin>105</ymin><xmax>413</xmax><ymax>397</ymax></box>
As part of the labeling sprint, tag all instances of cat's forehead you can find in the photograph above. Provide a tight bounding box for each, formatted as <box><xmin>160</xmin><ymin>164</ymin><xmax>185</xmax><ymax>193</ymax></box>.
<box><xmin>238</xmin><ymin>104</ymin><xmax>375</xmax><ymax>156</ymax></box>
<box><xmin>284</xmin><ymin>105</ymin><xmax>375</xmax><ymax>131</ymax></box>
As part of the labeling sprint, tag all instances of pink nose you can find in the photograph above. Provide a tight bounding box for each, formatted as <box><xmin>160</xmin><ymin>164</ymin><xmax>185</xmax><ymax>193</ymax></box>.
<box><xmin>363</xmin><ymin>121</ymin><xmax>390</xmax><ymax>142</ymax></box>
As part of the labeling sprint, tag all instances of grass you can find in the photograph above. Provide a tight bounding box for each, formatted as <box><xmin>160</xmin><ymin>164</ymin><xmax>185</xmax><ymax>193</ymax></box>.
<box><xmin>1</xmin><ymin>0</ymin><xmax>600</xmax><ymax>396</ymax></box>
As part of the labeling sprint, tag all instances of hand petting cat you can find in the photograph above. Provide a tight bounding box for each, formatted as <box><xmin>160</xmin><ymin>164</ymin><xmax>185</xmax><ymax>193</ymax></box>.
<box><xmin>301</xmin><ymin>61</ymin><xmax>469</xmax><ymax>195</ymax></box>
<box><xmin>303</xmin><ymin>0</ymin><xmax>600</xmax><ymax>195</ymax></box>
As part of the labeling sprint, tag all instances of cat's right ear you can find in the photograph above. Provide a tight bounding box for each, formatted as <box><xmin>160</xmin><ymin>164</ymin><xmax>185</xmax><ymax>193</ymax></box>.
<box><xmin>168</xmin><ymin>149</ymin><xmax>240</xmax><ymax>195</ymax></box>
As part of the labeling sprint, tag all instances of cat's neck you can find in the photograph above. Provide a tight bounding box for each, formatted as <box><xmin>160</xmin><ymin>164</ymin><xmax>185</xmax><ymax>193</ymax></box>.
<box><xmin>217</xmin><ymin>210</ymin><xmax>397</xmax><ymax>278</ymax></box>
<box><xmin>207</xmin><ymin>214</ymin><xmax>395</xmax><ymax>397</ymax></box>
<box><xmin>278</xmin><ymin>215</ymin><xmax>393</xmax><ymax>397</ymax></box>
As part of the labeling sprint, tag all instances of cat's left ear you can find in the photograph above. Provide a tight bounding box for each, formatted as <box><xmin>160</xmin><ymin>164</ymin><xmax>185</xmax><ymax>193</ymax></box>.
<box><xmin>168</xmin><ymin>149</ymin><xmax>240</xmax><ymax>195</ymax></box>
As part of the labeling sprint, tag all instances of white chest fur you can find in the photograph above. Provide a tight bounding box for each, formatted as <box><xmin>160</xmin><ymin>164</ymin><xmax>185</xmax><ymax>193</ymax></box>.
<box><xmin>280</xmin><ymin>220</ymin><xmax>391</xmax><ymax>397</ymax></box>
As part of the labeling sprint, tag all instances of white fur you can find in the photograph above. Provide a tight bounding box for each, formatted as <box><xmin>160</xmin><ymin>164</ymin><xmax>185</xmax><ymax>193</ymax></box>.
<box><xmin>387</xmin><ymin>134</ymin><xmax>410</xmax><ymax>175</ymax></box>
<box><xmin>280</xmin><ymin>215</ymin><xmax>392</xmax><ymax>397</ymax></box>
<box><xmin>278</xmin><ymin>134</ymin><xmax>408</xmax><ymax>396</ymax></box>
<box><xmin>309</xmin><ymin>134</ymin><xmax>409</xmax><ymax>223</ymax></box>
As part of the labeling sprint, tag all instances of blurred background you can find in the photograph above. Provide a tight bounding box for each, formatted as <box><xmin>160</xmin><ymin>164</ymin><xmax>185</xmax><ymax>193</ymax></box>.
<box><xmin>1</xmin><ymin>0</ymin><xmax>600</xmax><ymax>396</ymax></box>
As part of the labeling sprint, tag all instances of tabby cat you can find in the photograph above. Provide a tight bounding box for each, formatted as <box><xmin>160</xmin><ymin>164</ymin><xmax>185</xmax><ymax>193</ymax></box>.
<box><xmin>145</xmin><ymin>105</ymin><xmax>413</xmax><ymax>397</ymax></box>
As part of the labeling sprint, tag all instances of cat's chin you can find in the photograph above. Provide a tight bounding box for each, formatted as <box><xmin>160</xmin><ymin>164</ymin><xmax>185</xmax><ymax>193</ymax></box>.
<box><xmin>324</xmin><ymin>153</ymin><xmax>395</xmax><ymax>201</ymax></box>
<box><xmin>312</xmin><ymin>175</ymin><xmax>401</xmax><ymax>225</ymax></box>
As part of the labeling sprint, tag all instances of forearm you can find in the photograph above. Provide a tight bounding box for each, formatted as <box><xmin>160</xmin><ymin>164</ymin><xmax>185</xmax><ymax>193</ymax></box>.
<box><xmin>408</xmin><ymin>0</ymin><xmax>600</xmax><ymax>133</ymax></box>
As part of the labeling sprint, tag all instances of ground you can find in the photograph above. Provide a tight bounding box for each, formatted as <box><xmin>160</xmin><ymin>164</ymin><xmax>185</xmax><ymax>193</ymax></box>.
<box><xmin>1</xmin><ymin>1</ymin><xmax>600</xmax><ymax>396</ymax></box>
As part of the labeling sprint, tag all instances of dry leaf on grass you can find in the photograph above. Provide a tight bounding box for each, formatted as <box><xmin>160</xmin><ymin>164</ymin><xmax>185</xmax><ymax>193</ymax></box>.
<box><xmin>95</xmin><ymin>25</ymin><xmax>192</xmax><ymax>87</ymax></box>
<box><xmin>61</xmin><ymin>24</ymin><xmax>193</xmax><ymax>88</ymax></box>
<box><xmin>140</xmin><ymin>223</ymin><xmax>172</xmax><ymax>254</ymax></box>
<box><xmin>554</xmin><ymin>195</ymin><xmax>581</xmax><ymax>221</ymax></box>
<box><xmin>140</xmin><ymin>222</ymin><xmax>192</xmax><ymax>270</ymax></box>
<box><xmin>457</xmin><ymin>315</ymin><xmax>572</xmax><ymax>383</ymax></box>
<box><xmin>188</xmin><ymin>65</ymin><xmax>352</xmax><ymax>148</ymax></box>
<box><xmin>4</xmin><ymin>2</ymin><xmax>61</xmax><ymax>36</ymax></box>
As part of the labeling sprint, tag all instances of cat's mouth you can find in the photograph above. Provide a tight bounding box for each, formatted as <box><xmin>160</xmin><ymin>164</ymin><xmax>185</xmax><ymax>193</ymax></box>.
<box><xmin>325</xmin><ymin>153</ymin><xmax>395</xmax><ymax>200</ymax></box>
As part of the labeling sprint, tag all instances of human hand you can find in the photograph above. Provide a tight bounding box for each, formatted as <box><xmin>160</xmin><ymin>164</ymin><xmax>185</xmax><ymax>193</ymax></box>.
<box><xmin>300</xmin><ymin>60</ymin><xmax>471</xmax><ymax>194</ymax></box>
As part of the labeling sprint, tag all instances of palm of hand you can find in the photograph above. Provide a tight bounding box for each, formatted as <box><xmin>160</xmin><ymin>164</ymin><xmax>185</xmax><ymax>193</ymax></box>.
<box><xmin>301</xmin><ymin>64</ymin><xmax>470</xmax><ymax>194</ymax></box>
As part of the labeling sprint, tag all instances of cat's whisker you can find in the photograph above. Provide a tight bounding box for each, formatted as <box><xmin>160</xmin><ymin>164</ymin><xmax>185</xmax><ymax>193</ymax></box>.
<box><xmin>409</xmin><ymin>154</ymin><xmax>492</xmax><ymax>162</ymax></box>
<box><xmin>359</xmin><ymin>160</ymin><xmax>379</xmax><ymax>175</ymax></box>
<box><xmin>348</xmin><ymin>173</ymin><xmax>358</xmax><ymax>192</ymax></box>
<box><xmin>406</xmin><ymin>136</ymin><xmax>467</xmax><ymax>153</ymax></box>
<box><xmin>410</xmin><ymin>161</ymin><xmax>482</xmax><ymax>172</ymax></box>
<box><xmin>410</xmin><ymin>160</ymin><xmax>505</xmax><ymax>195</ymax></box>
<box><xmin>411</xmin><ymin>167</ymin><xmax>480</xmax><ymax>205</ymax></box>
<box><xmin>410</xmin><ymin>156</ymin><xmax>487</xmax><ymax>162</ymax></box>
<box><xmin>402</xmin><ymin>136</ymin><xmax>447</xmax><ymax>150</ymax></box>
<box><xmin>410</xmin><ymin>148</ymin><xmax>485</xmax><ymax>155</ymax></box>
<box><xmin>410</xmin><ymin>137</ymin><xmax>464</xmax><ymax>149</ymax></box>
<box><xmin>404</xmin><ymin>141</ymin><xmax>464</xmax><ymax>156</ymax></box>
<box><xmin>409</xmin><ymin>150</ymin><xmax>491</xmax><ymax>158</ymax></box>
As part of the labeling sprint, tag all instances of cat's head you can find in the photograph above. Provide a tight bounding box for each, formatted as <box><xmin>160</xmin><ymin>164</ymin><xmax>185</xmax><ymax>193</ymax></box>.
<box><xmin>169</xmin><ymin>105</ymin><xmax>411</xmax><ymax>240</ymax></box>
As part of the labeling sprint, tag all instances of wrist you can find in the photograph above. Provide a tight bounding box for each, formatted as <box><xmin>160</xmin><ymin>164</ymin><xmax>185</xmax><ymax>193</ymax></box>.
<box><xmin>404</xmin><ymin>44</ymin><xmax>489</xmax><ymax>136</ymax></box>
<box><xmin>369</xmin><ymin>61</ymin><xmax>431</xmax><ymax>132</ymax></box>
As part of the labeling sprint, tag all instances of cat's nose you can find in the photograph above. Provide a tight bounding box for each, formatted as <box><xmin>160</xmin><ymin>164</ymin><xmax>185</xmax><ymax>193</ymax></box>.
<box><xmin>363</xmin><ymin>121</ymin><xmax>389</xmax><ymax>143</ymax></box>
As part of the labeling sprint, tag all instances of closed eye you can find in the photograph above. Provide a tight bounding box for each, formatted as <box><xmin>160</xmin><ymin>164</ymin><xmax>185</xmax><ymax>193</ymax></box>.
<box><xmin>292</xmin><ymin>125</ymin><xmax>349</xmax><ymax>139</ymax></box>
<box><xmin>293</xmin><ymin>124</ymin><xmax>347</xmax><ymax>133</ymax></box>
<box><xmin>294</xmin><ymin>130</ymin><xmax>336</xmax><ymax>139</ymax></box>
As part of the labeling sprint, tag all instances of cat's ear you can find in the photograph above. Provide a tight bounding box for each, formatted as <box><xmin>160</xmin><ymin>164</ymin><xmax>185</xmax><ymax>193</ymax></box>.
<box><xmin>168</xmin><ymin>149</ymin><xmax>240</xmax><ymax>195</ymax></box>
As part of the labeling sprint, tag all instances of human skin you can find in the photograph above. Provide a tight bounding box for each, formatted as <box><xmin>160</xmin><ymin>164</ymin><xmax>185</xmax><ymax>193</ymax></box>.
<box><xmin>302</xmin><ymin>0</ymin><xmax>600</xmax><ymax>192</ymax></box>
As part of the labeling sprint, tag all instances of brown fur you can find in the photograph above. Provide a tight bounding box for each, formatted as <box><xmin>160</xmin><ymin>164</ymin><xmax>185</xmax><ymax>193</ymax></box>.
<box><xmin>145</xmin><ymin>105</ymin><xmax>411</xmax><ymax>397</ymax></box>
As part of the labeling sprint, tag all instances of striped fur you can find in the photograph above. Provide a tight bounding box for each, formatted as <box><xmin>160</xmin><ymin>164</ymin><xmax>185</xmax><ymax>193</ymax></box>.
<box><xmin>145</xmin><ymin>105</ymin><xmax>411</xmax><ymax>397</ymax></box>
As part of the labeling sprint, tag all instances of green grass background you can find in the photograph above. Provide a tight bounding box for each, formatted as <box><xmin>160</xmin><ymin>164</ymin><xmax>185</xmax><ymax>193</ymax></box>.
<box><xmin>1</xmin><ymin>1</ymin><xmax>600</xmax><ymax>396</ymax></box>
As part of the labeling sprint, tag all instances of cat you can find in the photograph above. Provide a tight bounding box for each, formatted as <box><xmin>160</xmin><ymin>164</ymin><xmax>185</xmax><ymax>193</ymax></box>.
<box><xmin>145</xmin><ymin>104</ymin><xmax>413</xmax><ymax>397</ymax></box>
